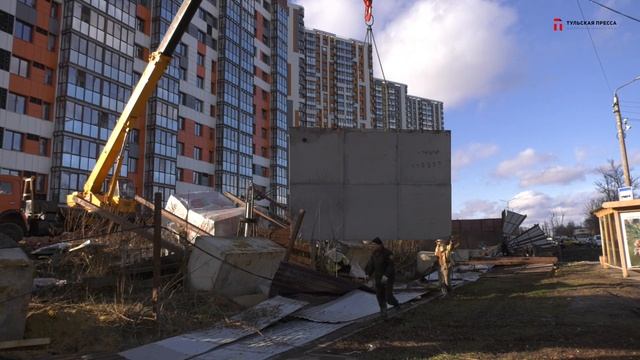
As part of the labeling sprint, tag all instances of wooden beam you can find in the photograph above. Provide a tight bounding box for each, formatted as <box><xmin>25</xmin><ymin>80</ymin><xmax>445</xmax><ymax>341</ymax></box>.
<box><xmin>0</xmin><ymin>338</ymin><xmax>50</xmax><ymax>350</ymax></box>
<box><xmin>460</xmin><ymin>256</ymin><xmax>558</xmax><ymax>266</ymax></box>
<box><xmin>134</xmin><ymin>195</ymin><xmax>213</xmax><ymax>237</ymax></box>
<box><xmin>223</xmin><ymin>192</ymin><xmax>288</xmax><ymax>228</ymax></box>
<box><xmin>74</xmin><ymin>196</ymin><xmax>183</xmax><ymax>254</ymax></box>
<box><xmin>285</xmin><ymin>209</ymin><xmax>305</xmax><ymax>263</ymax></box>
<box><xmin>612</xmin><ymin>212</ymin><xmax>630</xmax><ymax>278</ymax></box>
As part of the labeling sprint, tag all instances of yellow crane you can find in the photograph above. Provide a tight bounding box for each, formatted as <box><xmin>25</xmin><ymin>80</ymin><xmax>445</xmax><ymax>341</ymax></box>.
<box><xmin>67</xmin><ymin>0</ymin><xmax>202</xmax><ymax>212</ymax></box>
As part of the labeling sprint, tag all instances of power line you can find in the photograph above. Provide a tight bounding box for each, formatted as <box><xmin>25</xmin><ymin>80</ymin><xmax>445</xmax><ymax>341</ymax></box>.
<box><xmin>588</xmin><ymin>0</ymin><xmax>640</xmax><ymax>24</ymax></box>
<box><xmin>577</xmin><ymin>0</ymin><xmax>613</xmax><ymax>93</ymax></box>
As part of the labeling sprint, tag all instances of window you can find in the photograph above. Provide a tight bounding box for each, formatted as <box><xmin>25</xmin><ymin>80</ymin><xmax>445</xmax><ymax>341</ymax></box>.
<box><xmin>193</xmin><ymin>146</ymin><xmax>202</xmax><ymax>160</ymax></box>
<box><xmin>193</xmin><ymin>171</ymin><xmax>209</xmax><ymax>186</ymax></box>
<box><xmin>50</xmin><ymin>3</ymin><xmax>58</xmax><ymax>18</ymax></box>
<box><xmin>128</xmin><ymin>157</ymin><xmax>137</xmax><ymax>172</ymax></box>
<box><xmin>261</xmin><ymin>127</ymin><xmax>267</xmax><ymax>139</ymax></box>
<box><xmin>7</xmin><ymin>92</ymin><xmax>26</xmax><ymax>114</ymax></box>
<box><xmin>261</xmin><ymin>146</ymin><xmax>267</xmax><ymax>157</ymax></box>
<box><xmin>10</xmin><ymin>56</ymin><xmax>29</xmax><ymax>77</ymax></box>
<box><xmin>47</xmin><ymin>34</ymin><xmax>56</xmax><ymax>51</ymax></box>
<box><xmin>197</xmin><ymin>53</ymin><xmax>204</xmax><ymax>66</ymax></box>
<box><xmin>44</xmin><ymin>67</ymin><xmax>53</xmax><ymax>85</ymax></box>
<box><xmin>129</xmin><ymin>129</ymin><xmax>139</xmax><ymax>144</ymax></box>
<box><xmin>17</xmin><ymin>0</ymin><xmax>35</xmax><ymax>8</ymax></box>
<box><xmin>42</xmin><ymin>101</ymin><xmax>51</xmax><ymax>120</ymax></box>
<box><xmin>197</xmin><ymin>76</ymin><xmax>204</xmax><ymax>89</ymax></box>
<box><xmin>0</xmin><ymin>11</ymin><xmax>14</xmax><ymax>35</ymax></box>
<box><xmin>177</xmin><ymin>141</ymin><xmax>184</xmax><ymax>155</ymax></box>
<box><xmin>178</xmin><ymin>43</ymin><xmax>188</xmax><ymax>57</ymax></box>
<box><xmin>0</xmin><ymin>49</ymin><xmax>9</xmax><ymax>71</ymax></box>
<box><xmin>80</xmin><ymin>5</ymin><xmax>91</xmax><ymax>23</ymax></box>
<box><xmin>1</xmin><ymin>129</ymin><xmax>22</xmax><ymax>151</ymax></box>
<box><xmin>14</xmin><ymin>20</ymin><xmax>32</xmax><ymax>42</ymax></box>
<box><xmin>194</xmin><ymin>123</ymin><xmax>202</xmax><ymax>136</ymax></box>
<box><xmin>177</xmin><ymin>168</ymin><xmax>183</xmax><ymax>181</ymax></box>
<box><xmin>38</xmin><ymin>138</ymin><xmax>48</xmax><ymax>156</ymax></box>
<box><xmin>197</xmin><ymin>30</ymin><xmax>206</xmax><ymax>43</ymax></box>
<box><xmin>135</xmin><ymin>44</ymin><xmax>145</xmax><ymax>60</ymax></box>
<box><xmin>209</xmin><ymin>151</ymin><xmax>214</xmax><ymax>163</ymax></box>
<box><xmin>194</xmin><ymin>99</ymin><xmax>203</xmax><ymax>112</ymax></box>
<box><xmin>136</xmin><ymin>17</ymin><xmax>145</xmax><ymax>32</ymax></box>
<box><xmin>178</xmin><ymin>116</ymin><xmax>185</xmax><ymax>130</ymax></box>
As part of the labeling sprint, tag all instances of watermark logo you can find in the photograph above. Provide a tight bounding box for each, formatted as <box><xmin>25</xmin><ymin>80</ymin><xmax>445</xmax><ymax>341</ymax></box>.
<box><xmin>553</xmin><ymin>17</ymin><xmax>617</xmax><ymax>31</ymax></box>
<box><xmin>553</xmin><ymin>18</ymin><xmax>564</xmax><ymax>32</ymax></box>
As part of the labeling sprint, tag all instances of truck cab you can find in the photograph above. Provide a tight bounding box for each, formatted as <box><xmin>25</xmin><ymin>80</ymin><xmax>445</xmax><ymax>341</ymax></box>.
<box><xmin>0</xmin><ymin>175</ymin><xmax>28</xmax><ymax>240</ymax></box>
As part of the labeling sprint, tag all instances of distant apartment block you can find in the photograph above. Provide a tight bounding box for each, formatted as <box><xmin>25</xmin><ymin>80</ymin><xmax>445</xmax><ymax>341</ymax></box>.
<box><xmin>406</xmin><ymin>95</ymin><xmax>444</xmax><ymax>130</ymax></box>
<box><xmin>373</xmin><ymin>78</ymin><xmax>406</xmax><ymax>130</ymax></box>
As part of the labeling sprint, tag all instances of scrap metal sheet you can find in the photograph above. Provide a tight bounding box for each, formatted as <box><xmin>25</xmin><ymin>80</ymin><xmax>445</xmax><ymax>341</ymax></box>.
<box><xmin>502</xmin><ymin>210</ymin><xmax>526</xmax><ymax>237</ymax></box>
<box><xmin>120</xmin><ymin>296</ymin><xmax>307</xmax><ymax>360</ymax></box>
<box><xmin>294</xmin><ymin>289</ymin><xmax>424</xmax><ymax>323</ymax></box>
<box><xmin>194</xmin><ymin>320</ymin><xmax>348</xmax><ymax>360</ymax></box>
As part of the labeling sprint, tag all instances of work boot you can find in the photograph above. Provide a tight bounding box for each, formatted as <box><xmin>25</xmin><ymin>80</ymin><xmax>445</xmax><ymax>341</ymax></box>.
<box><xmin>380</xmin><ymin>307</ymin><xmax>387</xmax><ymax>319</ymax></box>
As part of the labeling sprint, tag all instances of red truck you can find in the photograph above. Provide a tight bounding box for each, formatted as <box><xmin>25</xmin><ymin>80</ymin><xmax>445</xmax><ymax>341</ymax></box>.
<box><xmin>0</xmin><ymin>175</ymin><xmax>61</xmax><ymax>242</ymax></box>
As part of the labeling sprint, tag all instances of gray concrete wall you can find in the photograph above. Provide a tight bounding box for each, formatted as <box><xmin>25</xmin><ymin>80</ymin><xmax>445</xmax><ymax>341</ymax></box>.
<box><xmin>290</xmin><ymin>128</ymin><xmax>451</xmax><ymax>243</ymax></box>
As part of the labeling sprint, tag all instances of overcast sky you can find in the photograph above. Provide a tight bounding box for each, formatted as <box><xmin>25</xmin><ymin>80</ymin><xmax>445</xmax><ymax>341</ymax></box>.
<box><xmin>293</xmin><ymin>0</ymin><xmax>640</xmax><ymax>226</ymax></box>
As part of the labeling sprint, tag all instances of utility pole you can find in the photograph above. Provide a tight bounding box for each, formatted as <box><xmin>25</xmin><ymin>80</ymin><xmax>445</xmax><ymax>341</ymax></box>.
<box><xmin>612</xmin><ymin>75</ymin><xmax>640</xmax><ymax>187</ymax></box>
<box><xmin>152</xmin><ymin>192</ymin><xmax>162</xmax><ymax>324</ymax></box>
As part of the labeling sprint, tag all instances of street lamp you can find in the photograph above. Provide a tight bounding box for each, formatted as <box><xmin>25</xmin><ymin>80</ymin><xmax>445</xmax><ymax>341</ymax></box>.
<box><xmin>613</xmin><ymin>75</ymin><xmax>640</xmax><ymax>187</ymax></box>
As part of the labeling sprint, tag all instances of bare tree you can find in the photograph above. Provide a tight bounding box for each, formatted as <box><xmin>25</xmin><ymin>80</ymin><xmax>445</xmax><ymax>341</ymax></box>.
<box><xmin>594</xmin><ymin>159</ymin><xmax>638</xmax><ymax>201</ymax></box>
<box><xmin>583</xmin><ymin>197</ymin><xmax>603</xmax><ymax>234</ymax></box>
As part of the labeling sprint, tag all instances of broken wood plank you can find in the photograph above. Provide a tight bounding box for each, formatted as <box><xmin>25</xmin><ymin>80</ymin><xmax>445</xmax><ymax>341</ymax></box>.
<box><xmin>460</xmin><ymin>256</ymin><xmax>558</xmax><ymax>266</ymax></box>
<box><xmin>0</xmin><ymin>338</ymin><xmax>50</xmax><ymax>350</ymax></box>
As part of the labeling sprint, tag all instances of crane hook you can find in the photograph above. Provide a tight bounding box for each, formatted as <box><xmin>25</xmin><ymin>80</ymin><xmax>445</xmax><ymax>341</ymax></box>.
<box><xmin>364</xmin><ymin>0</ymin><xmax>374</xmax><ymax>26</ymax></box>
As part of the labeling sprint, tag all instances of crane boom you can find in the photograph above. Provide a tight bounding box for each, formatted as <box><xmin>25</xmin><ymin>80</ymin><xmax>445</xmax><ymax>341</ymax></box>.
<box><xmin>67</xmin><ymin>0</ymin><xmax>203</xmax><ymax>211</ymax></box>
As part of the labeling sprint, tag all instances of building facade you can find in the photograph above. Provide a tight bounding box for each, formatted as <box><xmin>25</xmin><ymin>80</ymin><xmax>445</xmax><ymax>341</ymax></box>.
<box><xmin>406</xmin><ymin>95</ymin><xmax>444</xmax><ymax>130</ymax></box>
<box><xmin>373</xmin><ymin>78</ymin><xmax>406</xmax><ymax>130</ymax></box>
<box><xmin>0</xmin><ymin>0</ymin><xmax>288</xmax><ymax>214</ymax></box>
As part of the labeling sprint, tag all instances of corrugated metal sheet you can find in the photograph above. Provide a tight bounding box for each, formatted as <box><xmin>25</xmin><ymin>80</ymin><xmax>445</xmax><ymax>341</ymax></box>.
<box><xmin>269</xmin><ymin>261</ymin><xmax>370</xmax><ymax>297</ymax></box>
<box><xmin>508</xmin><ymin>225</ymin><xmax>553</xmax><ymax>250</ymax></box>
<box><xmin>119</xmin><ymin>296</ymin><xmax>307</xmax><ymax>360</ymax></box>
<box><xmin>193</xmin><ymin>320</ymin><xmax>349</xmax><ymax>360</ymax></box>
<box><xmin>502</xmin><ymin>210</ymin><xmax>526</xmax><ymax>237</ymax></box>
<box><xmin>294</xmin><ymin>289</ymin><xmax>424</xmax><ymax>323</ymax></box>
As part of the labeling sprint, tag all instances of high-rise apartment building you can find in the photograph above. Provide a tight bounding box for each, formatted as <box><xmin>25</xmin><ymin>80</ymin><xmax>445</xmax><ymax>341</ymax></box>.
<box><xmin>373</xmin><ymin>78</ymin><xmax>406</xmax><ymax>130</ymax></box>
<box><xmin>0</xmin><ymin>0</ymin><xmax>289</xmax><ymax>214</ymax></box>
<box><xmin>406</xmin><ymin>95</ymin><xmax>444</xmax><ymax>130</ymax></box>
<box><xmin>287</xmin><ymin>6</ymin><xmax>374</xmax><ymax>130</ymax></box>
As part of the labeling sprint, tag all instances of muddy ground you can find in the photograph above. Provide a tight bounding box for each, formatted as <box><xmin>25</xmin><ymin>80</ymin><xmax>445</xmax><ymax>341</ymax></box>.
<box><xmin>311</xmin><ymin>247</ymin><xmax>640</xmax><ymax>359</ymax></box>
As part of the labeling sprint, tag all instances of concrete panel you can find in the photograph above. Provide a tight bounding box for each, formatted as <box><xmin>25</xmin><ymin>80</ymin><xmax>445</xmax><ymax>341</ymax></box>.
<box><xmin>343</xmin><ymin>184</ymin><xmax>397</xmax><ymax>241</ymax></box>
<box><xmin>290</xmin><ymin>128</ymin><xmax>451</xmax><ymax>242</ymax></box>
<box><xmin>398</xmin><ymin>131</ymin><xmax>451</xmax><ymax>184</ymax></box>
<box><xmin>344</xmin><ymin>131</ymin><xmax>396</xmax><ymax>185</ymax></box>
<box><xmin>290</xmin><ymin>129</ymin><xmax>344</xmax><ymax>184</ymax></box>
<box><xmin>398</xmin><ymin>184</ymin><xmax>451</xmax><ymax>240</ymax></box>
<box><xmin>0</xmin><ymin>247</ymin><xmax>33</xmax><ymax>341</ymax></box>
<box><xmin>291</xmin><ymin>184</ymin><xmax>343</xmax><ymax>241</ymax></box>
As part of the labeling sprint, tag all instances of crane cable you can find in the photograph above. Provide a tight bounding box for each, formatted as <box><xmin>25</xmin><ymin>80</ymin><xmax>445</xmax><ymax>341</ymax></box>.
<box><xmin>363</xmin><ymin>0</ymin><xmax>389</xmax><ymax>130</ymax></box>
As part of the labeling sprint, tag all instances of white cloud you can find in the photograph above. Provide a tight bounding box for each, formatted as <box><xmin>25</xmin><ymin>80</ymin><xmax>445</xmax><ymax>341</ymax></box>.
<box><xmin>508</xmin><ymin>190</ymin><xmax>596</xmax><ymax>226</ymax></box>
<box><xmin>452</xmin><ymin>143</ymin><xmax>499</xmax><ymax>174</ymax></box>
<box><xmin>294</xmin><ymin>0</ymin><xmax>520</xmax><ymax>107</ymax></box>
<box><xmin>453</xmin><ymin>199</ymin><xmax>502</xmax><ymax>219</ymax></box>
<box><xmin>519</xmin><ymin>165</ymin><xmax>588</xmax><ymax>187</ymax></box>
<box><xmin>377</xmin><ymin>0</ymin><xmax>518</xmax><ymax>106</ymax></box>
<box><xmin>494</xmin><ymin>148</ymin><xmax>554</xmax><ymax>178</ymax></box>
<box><xmin>574</xmin><ymin>147</ymin><xmax>588</xmax><ymax>162</ymax></box>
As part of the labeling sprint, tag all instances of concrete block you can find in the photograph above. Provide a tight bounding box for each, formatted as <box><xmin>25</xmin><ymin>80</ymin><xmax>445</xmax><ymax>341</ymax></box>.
<box><xmin>0</xmin><ymin>247</ymin><xmax>34</xmax><ymax>341</ymax></box>
<box><xmin>291</xmin><ymin>184</ymin><xmax>344</xmax><ymax>241</ymax></box>
<box><xmin>397</xmin><ymin>131</ymin><xmax>451</xmax><ymax>184</ymax></box>
<box><xmin>343</xmin><ymin>185</ymin><xmax>397</xmax><ymax>241</ymax></box>
<box><xmin>398</xmin><ymin>184</ymin><xmax>451</xmax><ymax>240</ymax></box>
<box><xmin>290</xmin><ymin>129</ymin><xmax>344</xmax><ymax>185</ymax></box>
<box><xmin>344</xmin><ymin>131</ymin><xmax>397</xmax><ymax>185</ymax></box>
<box><xmin>188</xmin><ymin>237</ymin><xmax>285</xmax><ymax>298</ymax></box>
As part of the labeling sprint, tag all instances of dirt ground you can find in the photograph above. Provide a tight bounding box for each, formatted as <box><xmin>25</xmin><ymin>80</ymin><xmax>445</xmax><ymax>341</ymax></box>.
<box><xmin>316</xmin><ymin>249</ymin><xmax>640</xmax><ymax>359</ymax></box>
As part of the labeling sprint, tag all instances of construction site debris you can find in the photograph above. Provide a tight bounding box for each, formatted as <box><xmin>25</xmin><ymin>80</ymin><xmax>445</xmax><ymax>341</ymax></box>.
<box><xmin>0</xmin><ymin>337</ymin><xmax>50</xmax><ymax>350</ymax></box>
<box><xmin>460</xmin><ymin>256</ymin><xmax>558</xmax><ymax>266</ymax></box>
<box><xmin>269</xmin><ymin>261</ymin><xmax>366</xmax><ymax>297</ymax></box>
<box><xmin>31</xmin><ymin>242</ymin><xmax>70</xmax><ymax>257</ymax></box>
<box><xmin>187</xmin><ymin>236</ymin><xmax>285</xmax><ymax>297</ymax></box>
<box><xmin>0</xmin><ymin>246</ymin><xmax>33</xmax><ymax>341</ymax></box>
<box><xmin>32</xmin><ymin>278</ymin><xmax>68</xmax><ymax>291</ymax></box>
<box><xmin>119</xmin><ymin>296</ymin><xmax>307</xmax><ymax>360</ymax></box>
<box><xmin>164</xmin><ymin>191</ymin><xmax>243</xmax><ymax>242</ymax></box>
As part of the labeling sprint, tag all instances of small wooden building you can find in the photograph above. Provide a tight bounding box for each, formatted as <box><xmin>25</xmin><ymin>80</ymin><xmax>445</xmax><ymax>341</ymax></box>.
<box><xmin>593</xmin><ymin>199</ymin><xmax>640</xmax><ymax>277</ymax></box>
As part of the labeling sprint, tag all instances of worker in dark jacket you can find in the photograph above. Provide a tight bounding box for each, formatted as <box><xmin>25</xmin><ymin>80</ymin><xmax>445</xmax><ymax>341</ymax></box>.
<box><xmin>365</xmin><ymin>237</ymin><xmax>399</xmax><ymax>318</ymax></box>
